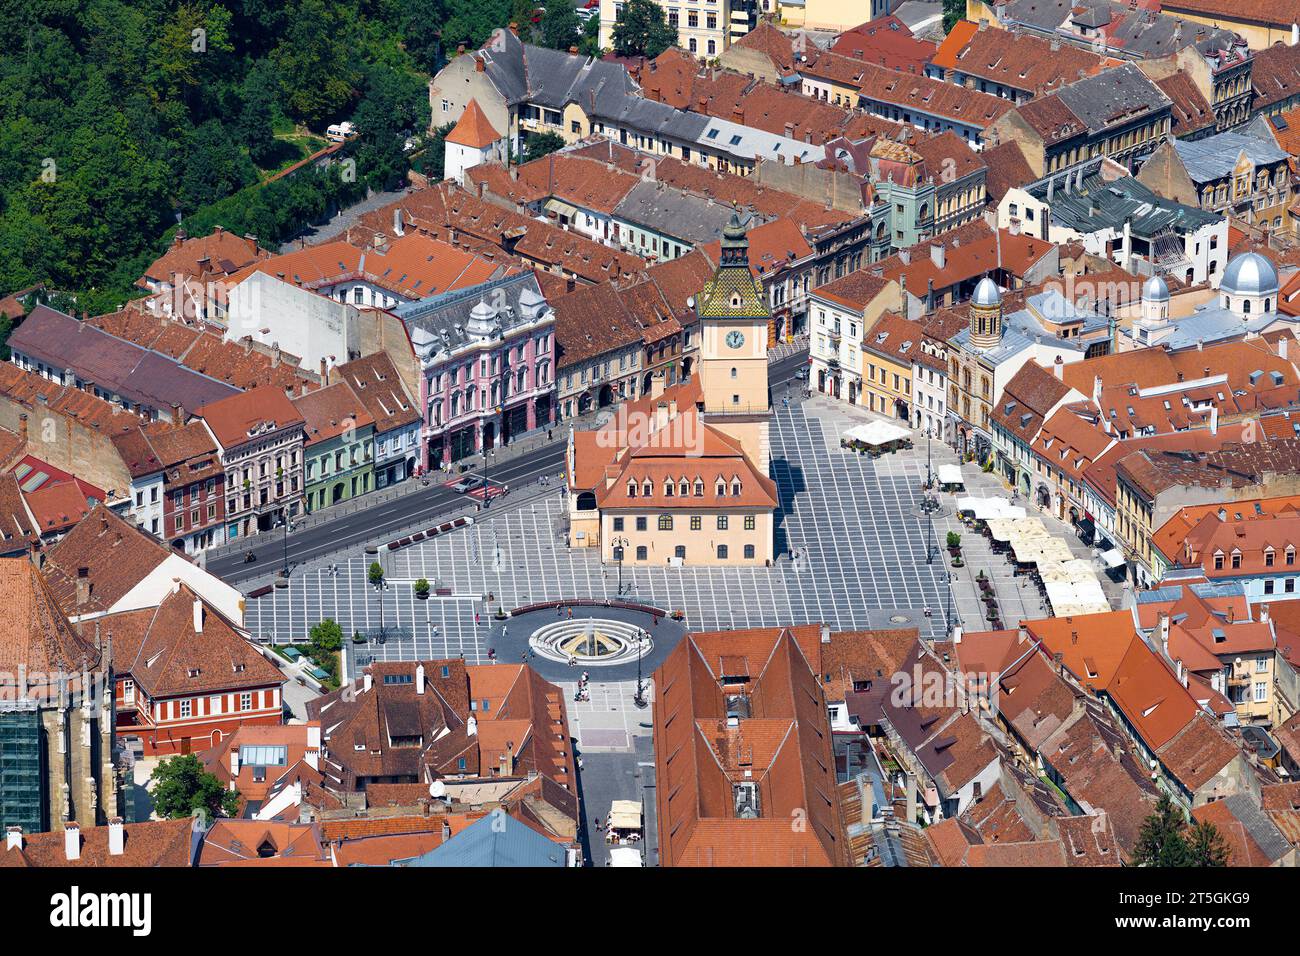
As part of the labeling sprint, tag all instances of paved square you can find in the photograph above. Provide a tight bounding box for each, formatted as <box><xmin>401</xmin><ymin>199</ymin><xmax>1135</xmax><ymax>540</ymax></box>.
<box><xmin>241</xmin><ymin>402</ymin><xmax>1000</xmax><ymax>661</ymax></box>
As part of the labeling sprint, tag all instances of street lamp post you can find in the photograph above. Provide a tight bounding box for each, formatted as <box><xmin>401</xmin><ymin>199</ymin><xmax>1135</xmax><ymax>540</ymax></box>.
<box><xmin>281</xmin><ymin>513</ymin><xmax>294</xmax><ymax>578</ymax></box>
<box><xmin>633</xmin><ymin>627</ymin><xmax>647</xmax><ymax>708</ymax></box>
<box><xmin>611</xmin><ymin>535</ymin><xmax>629</xmax><ymax>596</ymax></box>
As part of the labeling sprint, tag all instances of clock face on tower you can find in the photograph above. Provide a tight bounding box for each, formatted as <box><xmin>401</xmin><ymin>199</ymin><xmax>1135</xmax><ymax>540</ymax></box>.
<box><xmin>725</xmin><ymin>330</ymin><xmax>745</xmax><ymax>349</ymax></box>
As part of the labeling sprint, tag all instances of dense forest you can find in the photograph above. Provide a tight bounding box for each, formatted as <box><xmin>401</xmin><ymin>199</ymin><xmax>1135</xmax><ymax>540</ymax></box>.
<box><xmin>0</xmin><ymin>0</ymin><xmax>597</xmax><ymax>314</ymax></box>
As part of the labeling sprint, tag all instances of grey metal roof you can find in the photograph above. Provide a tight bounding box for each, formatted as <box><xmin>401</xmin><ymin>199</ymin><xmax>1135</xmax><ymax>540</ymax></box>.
<box><xmin>951</xmin><ymin>305</ymin><xmax>1088</xmax><ymax>366</ymax></box>
<box><xmin>1027</xmin><ymin>162</ymin><xmax>1219</xmax><ymax>238</ymax></box>
<box><xmin>613</xmin><ymin>180</ymin><xmax>740</xmax><ymax>244</ymax></box>
<box><xmin>1173</xmin><ymin>131</ymin><xmax>1291</xmax><ymax>184</ymax></box>
<box><xmin>1054</xmin><ymin>63</ymin><xmax>1170</xmax><ymax>135</ymax></box>
<box><xmin>999</xmin><ymin>0</ymin><xmax>1238</xmax><ymax>58</ymax></box>
<box><xmin>1222</xmin><ymin>792</ymin><xmax>1292</xmax><ymax>863</ymax></box>
<box><xmin>402</xmin><ymin>813</ymin><xmax>569</xmax><ymax>867</ymax></box>
<box><xmin>396</xmin><ymin>272</ymin><xmax>552</xmax><ymax>366</ymax></box>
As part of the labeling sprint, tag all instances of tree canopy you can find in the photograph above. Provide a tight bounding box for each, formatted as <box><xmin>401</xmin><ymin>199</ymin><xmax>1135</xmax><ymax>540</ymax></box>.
<box><xmin>0</xmin><ymin>0</ymin><xmax>454</xmax><ymax>312</ymax></box>
<box><xmin>1132</xmin><ymin>794</ymin><xmax>1230</xmax><ymax>867</ymax></box>
<box><xmin>149</xmin><ymin>753</ymin><xmax>240</xmax><ymax>821</ymax></box>
<box><xmin>611</xmin><ymin>0</ymin><xmax>677</xmax><ymax>59</ymax></box>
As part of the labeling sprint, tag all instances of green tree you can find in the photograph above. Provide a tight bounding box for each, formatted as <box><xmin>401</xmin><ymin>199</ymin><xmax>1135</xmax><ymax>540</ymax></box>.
<box><xmin>579</xmin><ymin>11</ymin><xmax>602</xmax><ymax>57</ymax></box>
<box><xmin>0</xmin><ymin>311</ymin><xmax>12</xmax><ymax>362</ymax></box>
<box><xmin>540</xmin><ymin>5</ymin><xmax>581</xmax><ymax>51</ymax></box>
<box><xmin>942</xmin><ymin>0</ymin><xmax>965</xmax><ymax>34</ymax></box>
<box><xmin>308</xmin><ymin>617</ymin><xmax>345</xmax><ymax>656</ymax></box>
<box><xmin>238</xmin><ymin>59</ymin><xmax>284</xmax><ymax>168</ymax></box>
<box><xmin>1133</xmin><ymin>794</ymin><xmax>1192</xmax><ymax>867</ymax></box>
<box><xmin>271</xmin><ymin>0</ymin><xmax>362</xmax><ymax>124</ymax></box>
<box><xmin>611</xmin><ymin>0</ymin><xmax>677</xmax><ymax>58</ymax></box>
<box><xmin>150</xmin><ymin>753</ymin><xmax>240</xmax><ymax>820</ymax></box>
<box><xmin>420</xmin><ymin>122</ymin><xmax>456</xmax><ymax>180</ymax></box>
<box><xmin>1187</xmin><ymin>820</ymin><xmax>1231</xmax><ymax>867</ymax></box>
<box><xmin>523</xmin><ymin>130</ymin><xmax>566</xmax><ymax>164</ymax></box>
<box><xmin>352</xmin><ymin>62</ymin><xmax>431</xmax><ymax>189</ymax></box>
<box><xmin>368</xmin><ymin>561</ymin><xmax>385</xmax><ymax>586</ymax></box>
<box><xmin>400</xmin><ymin>0</ymin><xmax>451</xmax><ymax>72</ymax></box>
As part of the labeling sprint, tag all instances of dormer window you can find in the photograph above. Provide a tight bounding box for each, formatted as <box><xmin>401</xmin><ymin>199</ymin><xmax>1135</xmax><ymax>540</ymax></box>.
<box><xmin>1214</xmin><ymin>550</ymin><xmax>1224</xmax><ymax>570</ymax></box>
<box><xmin>1266</xmin><ymin>548</ymin><xmax>1275</xmax><ymax>567</ymax></box>
<box><xmin>731</xmin><ymin>479</ymin><xmax>742</xmax><ymax>496</ymax></box>
<box><xmin>694</xmin><ymin>480</ymin><xmax>704</xmax><ymax>496</ymax></box>
<box><xmin>716</xmin><ymin>480</ymin><xmax>726</xmax><ymax>496</ymax></box>
<box><xmin>679</xmin><ymin>480</ymin><xmax>689</xmax><ymax>497</ymax></box>
<box><xmin>643</xmin><ymin>480</ymin><xmax>653</xmax><ymax>496</ymax></box>
<box><xmin>664</xmin><ymin>480</ymin><xmax>675</xmax><ymax>497</ymax></box>
<box><xmin>627</xmin><ymin>481</ymin><xmax>637</xmax><ymax>497</ymax></box>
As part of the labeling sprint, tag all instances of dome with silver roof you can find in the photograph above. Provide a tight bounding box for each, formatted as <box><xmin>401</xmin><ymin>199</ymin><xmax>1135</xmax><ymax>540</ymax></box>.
<box><xmin>1220</xmin><ymin>251</ymin><xmax>1279</xmax><ymax>297</ymax></box>
<box><xmin>1142</xmin><ymin>274</ymin><xmax>1169</xmax><ymax>303</ymax></box>
<box><xmin>971</xmin><ymin>276</ymin><xmax>1001</xmax><ymax>307</ymax></box>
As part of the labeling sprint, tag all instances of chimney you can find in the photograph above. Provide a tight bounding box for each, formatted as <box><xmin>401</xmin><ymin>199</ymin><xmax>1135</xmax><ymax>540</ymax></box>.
<box><xmin>393</xmin><ymin>208</ymin><xmax>405</xmax><ymax>237</ymax></box>
<box><xmin>193</xmin><ymin>599</ymin><xmax>204</xmax><ymax>634</ymax></box>
<box><xmin>1280</xmin><ymin>336</ymin><xmax>1289</xmax><ymax>361</ymax></box>
<box><xmin>820</xmin><ymin>623</ymin><xmax>831</xmax><ymax>644</ymax></box>
<box><xmin>1157</xmin><ymin>612</ymin><xmax>1170</xmax><ymax>656</ymax></box>
<box><xmin>905</xmin><ymin>772</ymin><xmax>918</xmax><ymax>823</ymax></box>
<box><xmin>1092</xmin><ymin>375</ymin><xmax>1103</xmax><ymax>407</ymax></box>
<box><xmin>467</xmin><ymin>715</ymin><xmax>478</xmax><ymax>736</ymax></box>
<box><xmin>475</xmin><ymin>58</ymin><xmax>485</xmax><ymax>73</ymax></box>
<box><xmin>930</xmin><ymin>243</ymin><xmax>945</xmax><ymax>269</ymax></box>
<box><xmin>75</xmin><ymin>567</ymin><xmax>91</xmax><ymax>607</ymax></box>
<box><xmin>373</xmin><ymin>232</ymin><xmax>388</xmax><ymax>254</ymax></box>
<box><xmin>108</xmin><ymin>818</ymin><xmax>125</xmax><ymax>856</ymax></box>
<box><xmin>1054</xmin><ymin>355</ymin><xmax>1064</xmax><ymax>379</ymax></box>
<box><xmin>64</xmin><ymin>824</ymin><xmax>80</xmax><ymax>862</ymax></box>
<box><xmin>230</xmin><ymin>746</ymin><xmax>240</xmax><ymax>776</ymax></box>
<box><xmin>320</xmin><ymin>357</ymin><xmax>328</xmax><ymax>381</ymax></box>
<box><xmin>363</xmin><ymin>672</ymin><xmax>373</xmax><ymax>693</ymax></box>
<box><xmin>416</xmin><ymin>663</ymin><xmax>426</xmax><ymax>695</ymax></box>
<box><xmin>306</xmin><ymin>724</ymin><xmax>321</xmax><ymax>771</ymax></box>
<box><xmin>1209</xmin><ymin>403</ymin><xmax>1218</xmax><ymax>435</ymax></box>
<box><xmin>5</xmin><ymin>827</ymin><xmax>20</xmax><ymax>851</ymax></box>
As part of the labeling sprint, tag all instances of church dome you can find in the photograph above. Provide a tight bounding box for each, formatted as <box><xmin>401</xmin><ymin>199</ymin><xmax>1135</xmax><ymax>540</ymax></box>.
<box><xmin>1142</xmin><ymin>274</ymin><xmax>1169</xmax><ymax>303</ymax></box>
<box><xmin>971</xmin><ymin>276</ymin><xmax>1001</xmax><ymax>307</ymax></box>
<box><xmin>1220</xmin><ymin>252</ymin><xmax>1279</xmax><ymax>297</ymax></box>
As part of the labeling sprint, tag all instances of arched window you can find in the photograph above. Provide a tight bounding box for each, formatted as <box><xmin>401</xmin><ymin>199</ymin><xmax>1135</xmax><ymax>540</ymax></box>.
<box><xmin>1243</xmin><ymin>299</ymin><xmax>1252</xmax><ymax>314</ymax></box>
<box><xmin>576</xmin><ymin>492</ymin><xmax>597</xmax><ymax>510</ymax></box>
<box><xmin>658</xmin><ymin>515</ymin><xmax>673</xmax><ymax>531</ymax></box>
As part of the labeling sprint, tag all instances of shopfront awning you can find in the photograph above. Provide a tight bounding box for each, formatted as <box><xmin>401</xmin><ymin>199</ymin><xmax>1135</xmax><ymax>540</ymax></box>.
<box><xmin>1100</xmin><ymin>548</ymin><xmax>1126</xmax><ymax>569</ymax></box>
<box><xmin>937</xmin><ymin>464</ymin><xmax>964</xmax><ymax>486</ymax></box>
<box><xmin>608</xmin><ymin>800</ymin><xmax>642</xmax><ymax>830</ymax></box>
<box><xmin>543</xmin><ymin>198</ymin><xmax>578</xmax><ymax>220</ymax></box>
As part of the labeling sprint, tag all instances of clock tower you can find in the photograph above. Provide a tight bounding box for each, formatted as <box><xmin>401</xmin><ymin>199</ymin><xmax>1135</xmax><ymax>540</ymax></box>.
<box><xmin>695</xmin><ymin>213</ymin><xmax>771</xmax><ymax>471</ymax></box>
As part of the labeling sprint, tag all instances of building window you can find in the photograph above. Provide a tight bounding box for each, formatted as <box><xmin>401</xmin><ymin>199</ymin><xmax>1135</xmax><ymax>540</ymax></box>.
<box><xmin>744</xmin><ymin>515</ymin><xmax>756</xmax><ymax>531</ymax></box>
<box><xmin>717</xmin><ymin>515</ymin><xmax>728</xmax><ymax>530</ymax></box>
<box><xmin>179</xmin><ymin>699</ymin><xmax>191</xmax><ymax>718</ymax></box>
<box><xmin>658</xmin><ymin>515</ymin><xmax>673</xmax><ymax>531</ymax></box>
<box><xmin>690</xmin><ymin>515</ymin><xmax>701</xmax><ymax>530</ymax></box>
<box><xmin>717</xmin><ymin>544</ymin><xmax>729</xmax><ymax>559</ymax></box>
<box><xmin>613</xmin><ymin>517</ymin><xmax>624</xmax><ymax>531</ymax></box>
<box><xmin>636</xmin><ymin>517</ymin><xmax>647</xmax><ymax>531</ymax></box>
<box><xmin>744</xmin><ymin>544</ymin><xmax>755</xmax><ymax>559</ymax></box>
<box><xmin>241</xmin><ymin>692</ymin><xmax>253</xmax><ymax>711</ymax></box>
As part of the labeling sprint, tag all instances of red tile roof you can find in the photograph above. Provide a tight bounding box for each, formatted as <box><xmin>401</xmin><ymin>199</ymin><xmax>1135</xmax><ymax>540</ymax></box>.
<box><xmin>445</xmin><ymin>99</ymin><xmax>502</xmax><ymax>149</ymax></box>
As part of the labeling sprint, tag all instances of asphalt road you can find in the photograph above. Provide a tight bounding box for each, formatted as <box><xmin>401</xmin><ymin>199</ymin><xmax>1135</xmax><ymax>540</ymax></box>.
<box><xmin>209</xmin><ymin>349</ymin><xmax>810</xmax><ymax>585</ymax></box>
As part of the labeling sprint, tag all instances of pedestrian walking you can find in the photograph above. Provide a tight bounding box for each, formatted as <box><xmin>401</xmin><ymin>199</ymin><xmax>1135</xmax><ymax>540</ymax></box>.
<box><xmin>475</xmin><ymin>612</ymin><xmax>481</xmax><ymax>626</ymax></box>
